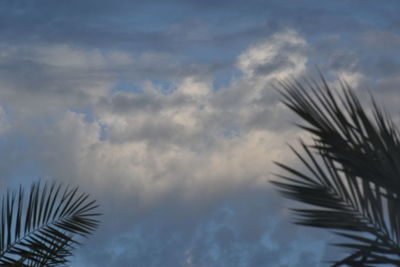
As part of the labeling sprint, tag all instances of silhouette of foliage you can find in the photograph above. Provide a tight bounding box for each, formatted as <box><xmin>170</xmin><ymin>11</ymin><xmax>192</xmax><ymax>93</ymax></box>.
<box><xmin>273</xmin><ymin>76</ymin><xmax>400</xmax><ymax>266</ymax></box>
<box><xmin>0</xmin><ymin>181</ymin><xmax>100</xmax><ymax>266</ymax></box>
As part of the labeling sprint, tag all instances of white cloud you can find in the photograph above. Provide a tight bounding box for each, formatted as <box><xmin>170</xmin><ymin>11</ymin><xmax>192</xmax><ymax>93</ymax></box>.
<box><xmin>236</xmin><ymin>29</ymin><xmax>307</xmax><ymax>80</ymax></box>
<box><xmin>25</xmin><ymin>29</ymin><xmax>311</xmax><ymax>203</ymax></box>
<box><xmin>178</xmin><ymin>76</ymin><xmax>212</xmax><ymax>97</ymax></box>
<box><xmin>0</xmin><ymin>28</ymin><xmax>336</xmax><ymax>266</ymax></box>
<box><xmin>0</xmin><ymin>29</ymin><xmax>312</xmax><ymax>210</ymax></box>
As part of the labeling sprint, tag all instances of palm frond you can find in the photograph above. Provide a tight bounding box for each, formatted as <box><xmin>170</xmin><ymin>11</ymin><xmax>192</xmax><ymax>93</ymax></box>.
<box><xmin>0</xmin><ymin>181</ymin><xmax>100</xmax><ymax>266</ymax></box>
<box><xmin>273</xmin><ymin>77</ymin><xmax>400</xmax><ymax>265</ymax></box>
<box><xmin>277</xmin><ymin>76</ymin><xmax>400</xmax><ymax>193</ymax></box>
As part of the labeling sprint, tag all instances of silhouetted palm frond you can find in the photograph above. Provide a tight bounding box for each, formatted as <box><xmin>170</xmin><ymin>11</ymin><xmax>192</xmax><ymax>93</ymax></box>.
<box><xmin>0</xmin><ymin>181</ymin><xmax>100</xmax><ymax>266</ymax></box>
<box><xmin>273</xmin><ymin>76</ymin><xmax>400</xmax><ymax>266</ymax></box>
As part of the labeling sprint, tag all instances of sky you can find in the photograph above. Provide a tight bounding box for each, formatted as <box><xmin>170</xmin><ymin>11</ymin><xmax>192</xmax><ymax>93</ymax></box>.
<box><xmin>1</xmin><ymin>1</ymin><xmax>400</xmax><ymax>266</ymax></box>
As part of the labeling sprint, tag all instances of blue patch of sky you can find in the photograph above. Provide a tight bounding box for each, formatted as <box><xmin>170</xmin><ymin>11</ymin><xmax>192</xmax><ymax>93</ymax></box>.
<box><xmin>99</xmin><ymin>122</ymin><xmax>108</xmax><ymax>142</ymax></box>
<box><xmin>68</xmin><ymin>108</ymin><xmax>109</xmax><ymax>141</ymax></box>
<box><xmin>111</xmin><ymin>80</ymin><xmax>143</xmax><ymax>94</ymax></box>
<box><xmin>150</xmin><ymin>78</ymin><xmax>176</xmax><ymax>95</ymax></box>
<box><xmin>84</xmin><ymin>2</ymin><xmax>192</xmax><ymax>37</ymax></box>
<box><xmin>6</xmin><ymin>160</ymin><xmax>43</xmax><ymax>190</ymax></box>
<box><xmin>69</xmin><ymin>107</ymin><xmax>94</xmax><ymax>123</ymax></box>
<box><xmin>172</xmin><ymin>20</ymin><xmax>267</xmax><ymax>63</ymax></box>
<box><xmin>223</xmin><ymin>128</ymin><xmax>240</xmax><ymax>139</ymax></box>
<box><xmin>95</xmin><ymin>3</ymin><xmax>271</xmax><ymax>64</ymax></box>
<box><xmin>0</xmin><ymin>136</ymin><xmax>8</xmax><ymax>150</ymax></box>
<box><xmin>213</xmin><ymin>69</ymin><xmax>242</xmax><ymax>91</ymax></box>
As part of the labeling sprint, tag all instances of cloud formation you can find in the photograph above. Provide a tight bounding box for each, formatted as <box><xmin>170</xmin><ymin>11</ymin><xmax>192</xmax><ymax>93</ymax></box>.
<box><xmin>0</xmin><ymin>1</ymin><xmax>399</xmax><ymax>266</ymax></box>
<box><xmin>0</xmin><ymin>27</ymin><xmax>313</xmax><ymax>266</ymax></box>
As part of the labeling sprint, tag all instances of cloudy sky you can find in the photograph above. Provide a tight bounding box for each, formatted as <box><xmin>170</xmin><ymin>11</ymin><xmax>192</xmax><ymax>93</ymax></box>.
<box><xmin>1</xmin><ymin>1</ymin><xmax>400</xmax><ymax>266</ymax></box>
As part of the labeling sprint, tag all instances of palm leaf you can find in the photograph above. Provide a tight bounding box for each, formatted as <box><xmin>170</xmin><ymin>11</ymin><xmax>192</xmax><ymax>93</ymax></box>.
<box><xmin>277</xmin><ymin>76</ymin><xmax>400</xmax><ymax>193</ymax></box>
<box><xmin>273</xmin><ymin>76</ymin><xmax>400</xmax><ymax>265</ymax></box>
<box><xmin>0</xmin><ymin>181</ymin><xmax>100</xmax><ymax>266</ymax></box>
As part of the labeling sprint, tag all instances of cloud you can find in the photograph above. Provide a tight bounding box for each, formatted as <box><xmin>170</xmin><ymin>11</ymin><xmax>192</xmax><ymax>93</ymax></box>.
<box><xmin>0</xmin><ymin>25</ymin><xmax>323</xmax><ymax>266</ymax></box>
<box><xmin>236</xmin><ymin>29</ymin><xmax>307</xmax><ymax>80</ymax></box>
<box><xmin>1</xmin><ymin>15</ymin><xmax>398</xmax><ymax>265</ymax></box>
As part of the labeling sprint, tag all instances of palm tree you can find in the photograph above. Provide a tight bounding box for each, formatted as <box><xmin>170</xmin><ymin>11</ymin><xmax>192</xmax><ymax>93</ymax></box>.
<box><xmin>272</xmin><ymin>76</ymin><xmax>400</xmax><ymax>266</ymax></box>
<box><xmin>0</xmin><ymin>180</ymin><xmax>100</xmax><ymax>266</ymax></box>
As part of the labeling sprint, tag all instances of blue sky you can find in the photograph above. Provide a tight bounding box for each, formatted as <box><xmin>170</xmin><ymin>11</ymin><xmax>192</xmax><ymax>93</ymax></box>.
<box><xmin>1</xmin><ymin>1</ymin><xmax>400</xmax><ymax>266</ymax></box>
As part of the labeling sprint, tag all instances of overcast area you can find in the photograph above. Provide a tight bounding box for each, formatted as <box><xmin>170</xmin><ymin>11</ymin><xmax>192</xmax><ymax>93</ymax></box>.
<box><xmin>1</xmin><ymin>1</ymin><xmax>400</xmax><ymax>266</ymax></box>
